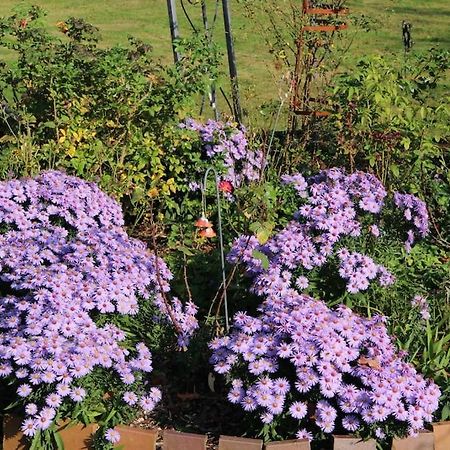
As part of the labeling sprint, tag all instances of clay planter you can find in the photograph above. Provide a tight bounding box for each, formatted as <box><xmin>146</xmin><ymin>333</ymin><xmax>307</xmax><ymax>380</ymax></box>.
<box><xmin>391</xmin><ymin>430</ymin><xmax>434</xmax><ymax>450</ymax></box>
<box><xmin>218</xmin><ymin>435</ymin><xmax>263</xmax><ymax>450</ymax></box>
<box><xmin>432</xmin><ymin>422</ymin><xmax>450</xmax><ymax>450</ymax></box>
<box><xmin>265</xmin><ymin>439</ymin><xmax>310</xmax><ymax>450</ymax></box>
<box><xmin>3</xmin><ymin>415</ymin><xmax>97</xmax><ymax>450</ymax></box>
<box><xmin>332</xmin><ymin>435</ymin><xmax>376</xmax><ymax>450</ymax></box>
<box><xmin>114</xmin><ymin>425</ymin><xmax>157</xmax><ymax>449</ymax></box>
<box><xmin>162</xmin><ymin>429</ymin><xmax>207</xmax><ymax>450</ymax></box>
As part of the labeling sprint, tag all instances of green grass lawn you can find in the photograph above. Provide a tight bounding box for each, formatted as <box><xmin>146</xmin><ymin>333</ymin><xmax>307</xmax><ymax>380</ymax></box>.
<box><xmin>0</xmin><ymin>0</ymin><xmax>449</xmax><ymax>121</ymax></box>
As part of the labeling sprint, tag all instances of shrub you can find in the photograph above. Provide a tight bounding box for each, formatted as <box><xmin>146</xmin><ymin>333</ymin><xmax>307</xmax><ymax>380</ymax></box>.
<box><xmin>0</xmin><ymin>6</ymin><xmax>219</xmax><ymax>223</ymax></box>
<box><xmin>210</xmin><ymin>168</ymin><xmax>441</xmax><ymax>444</ymax></box>
<box><xmin>0</xmin><ymin>171</ymin><xmax>197</xmax><ymax>448</ymax></box>
<box><xmin>327</xmin><ymin>52</ymin><xmax>450</xmax><ymax>240</ymax></box>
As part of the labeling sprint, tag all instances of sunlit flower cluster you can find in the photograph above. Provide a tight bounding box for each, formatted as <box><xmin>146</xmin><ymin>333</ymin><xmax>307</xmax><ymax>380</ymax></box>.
<box><xmin>0</xmin><ymin>171</ymin><xmax>198</xmax><ymax>438</ymax></box>
<box><xmin>182</xmin><ymin>118</ymin><xmax>265</xmax><ymax>193</ymax></box>
<box><xmin>229</xmin><ymin>168</ymin><xmax>396</xmax><ymax>295</ymax></box>
<box><xmin>213</xmin><ymin>168</ymin><xmax>438</xmax><ymax>441</ymax></box>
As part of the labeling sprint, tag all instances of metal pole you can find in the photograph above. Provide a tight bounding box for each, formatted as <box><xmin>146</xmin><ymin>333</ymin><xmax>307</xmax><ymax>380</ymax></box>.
<box><xmin>167</xmin><ymin>0</ymin><xmax>180</xmax><ymax>63</ymax></box>
<box><xmin>203</xmin><ymin>168</ymin><xmax>229</xmax><ymax>332</ymax></box>
<box><xmin>222</xmin><ymin>0</ymin><xmax>242</xmax><ymax>124</ymax></box>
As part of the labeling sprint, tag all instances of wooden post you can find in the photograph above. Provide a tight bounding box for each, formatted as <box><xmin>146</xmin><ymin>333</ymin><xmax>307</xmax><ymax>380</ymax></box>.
<box><xmin>163</xmin><ymin>429</ymin><xmax>207</xmax><ymax>450</ymax></box>
<box><xmin>391</xmin><ymin>431</ymin><xmax>434</xmax><ymax>450</ymax></box>
<box><xmin>433</xmin><ymin>421</ymin><xmax>450</xmax><ymax>450</ymax></box>
<box><xmin>218</xmin><ymin>435</ymin><xmax>263</xmax><ymax>450</ymax></box>
<box><xmin>333</xmin><ymin>435</ymin><xmax>376</xmax><ymax>450</ymax></box>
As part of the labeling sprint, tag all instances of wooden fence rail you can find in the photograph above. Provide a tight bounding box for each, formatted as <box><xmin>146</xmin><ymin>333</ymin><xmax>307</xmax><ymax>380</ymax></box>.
<box><xmin>3</xmin><ymin>416</ymin><xmax>450</xmax><ymax>450</ymax></box>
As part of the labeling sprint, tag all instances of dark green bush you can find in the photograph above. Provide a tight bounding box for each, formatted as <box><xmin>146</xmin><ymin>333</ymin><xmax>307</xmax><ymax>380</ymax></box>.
<box><xmin>0</xmin><ymin>6</ymin><xmax>219</xmax><ymax>223</ymax></box>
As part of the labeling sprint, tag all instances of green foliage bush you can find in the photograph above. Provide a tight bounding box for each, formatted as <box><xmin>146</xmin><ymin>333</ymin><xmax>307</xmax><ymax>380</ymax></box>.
<box><xmin>326</xmin><ymin>51</ymin><xmax>450</xmax><ymax>240</ymax></box>
<box><xmin>0</xmin><ymin>6</ymin><xmax>219</xmax><ymax>223</ymax></box>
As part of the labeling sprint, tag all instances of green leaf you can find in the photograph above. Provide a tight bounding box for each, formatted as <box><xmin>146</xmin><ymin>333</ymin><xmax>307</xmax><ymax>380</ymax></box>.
<box><xmin>390</xmin><ymin>164</ymin><xmax>400</xmax><ymax>178</ymax></box>
<box><xmin>103</xmin><ymin>407</ymin><xmax>117</xmax><ymax>425</ymax></box>
<box><xmin>29</xmin><ymin>431</ymin><xmax>42</xmax><ymax>450</ymax></box>
<box><xmin>441</xmin><ymin>403</ymin><xmax>450</xmax><ymax>421</ymax></box>
<box><xmin>419</xmin><ymin>106</ymin><xmax>427</xmax><ymax>120</ymax></box>
<box><xmin>256</xmin><ymin>227</ymin><xmax>271</xmax><ymax>244</ymax></box>
<box><xmin>178</xmin><ymin>245</ymin><xmax>194</xmax><ymax>256</ymax></box>
<box><xmin>54</xmin><ymin>431</ymin><xmax>65</xmax><ymax>450</ymax></box>
<box><xmin>252</xmin><ymin>249</ymin><xmax>269</xmax><ymax>270</ymax></box>
<box><xmin>249</xmin><ymin>221</ymin><xmax>262</xmax><ymax>233</ymax></box>
<box><xmin>402</xmin><ymin>137</ymin><xmax>411</xmax><ymax>150</ymax></box>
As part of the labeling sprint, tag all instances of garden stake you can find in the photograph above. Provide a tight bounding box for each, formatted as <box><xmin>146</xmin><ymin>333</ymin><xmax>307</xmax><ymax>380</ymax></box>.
<box><xmin>201</xmin><ymin>167</ymin><xmax>230</xmax><ymax>332</ymax></box>
<box><xmin>166</xmin><ymin>0</ymin><xmax>180</xmax><ymax>63</ymax></box>
<box><xmin>222</xmin><ymin>0</ymin><xmax>242</xmax><ymax>123</ymax></box>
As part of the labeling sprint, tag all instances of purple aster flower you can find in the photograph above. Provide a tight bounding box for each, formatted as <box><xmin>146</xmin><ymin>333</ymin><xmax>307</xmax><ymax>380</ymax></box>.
<box><xmin>46</xmin><ymin>393</ymin><xmax>62</xmax><ymax>408</ymax></box>
<box><xmin>0</xmin><ymin>172</ymin><xmax>198</xmax><ymax>427</ymax></box>
<box><xmin>21</xmin><ymin>418</ymin><xmax>38</xmax><ymax>437</ymax></box>
<box><xmin>25</xmin><ymin>403</ymin><xmax>38</xmax><ymax>416</ymax></box>
<box><xmin>139</xmin><ymin>396</ymin><xmax>155</xmax><ymax>412</ymax></box>
<box><xmin>260</xmin><ymin>412</ymin><xmax>274</xmax><ymax>424</ymax></box>
<box><xmin>296</xmin><ymin>429</ymin><xmax>313</xmax><ymax>441</ymax></box>
<box><xmin>295</xmin><ymin>276</ymin><xmax>309</xmax><ymax>290</ymax></box>
<box><xmin>36</xmin><ymin>414</ymin><xmax>53</xmax><ymax>430</ymax></box>
<box><xmin>123</xmin><ymin>392</ymin><xmax>138</xmax><ymax>405</ymax></box>
<box><xmin>210</xmin><ymin>168</ymin><xmax>439</xmax><ymax>443</ymax></box>
<box><xmin>411</xmin><ymin>295</ymin><xmax>430</xmax><ymax>321</ymax></box>
<box><xmin>105</xmin><ymin>428</ymin><xmax>121</xmax><ymax>444</ymax></box>
<box><xmin>369</xmin><ymin>225</ymin><xmax>380</xmax><ymax>237</ymax></box>
<box><xmin>289</xmin><ymin>401</ymin><xmax>308</xmax><ymax>420</ymax></box>
<box><xmin>17</xmin><ymin>384</ymin><xmax>32</xmax><ymax>397</ymax></box>
<box><xmin>342</xmin><ymin>415</ymin><xmax>360</xmax><ymax>432</ymax></box>
<box><xmin>241</xmin><ymin>396</ymin><xmax>257</xmax><ymax>412</ymax></box>
<box><xmin>70</xmin><ymin>387</ymin><xmax>86</xmax><ymax>402</ymax></box>
<box><xmin>149</xmin><ymin>387</ymin><xmax>162</xmax><ymax>403</ymax></box>
<box><xmin>183</xmin><ymin>119</ymin><xmax>264</xmax><ymax>189</ymax></box>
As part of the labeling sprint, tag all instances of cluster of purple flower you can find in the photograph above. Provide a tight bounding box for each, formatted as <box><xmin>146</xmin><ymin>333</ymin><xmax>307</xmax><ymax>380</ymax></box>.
<box><xmin>394</xmin><ymin>193</ymin><xmax>429</xmax><ymax>252</ymax></box>
<box><xmin>229</xmin><ymin>168</ymin><xmax>395</xmax><ymax>295</ymax></box>
<box><xmin>0</xmin><ymin>171</ymin><xmax>198</xmax><ymax>438</ymax></box>
<box><xmin>281</xmin><ymin>173</ymin><xmax>308</xmax><ymax>197</ymax></box>
<box><xmin>337</xmin><ymin>249</ymin><xmax>395</xmax><ymax>294</ymax></box>
<box><xmin>182</xmin><ymin>119</ymin><xmax>265</xmax><ymax>192</ymax></box>
<box><xmin>411</xmin><ymin>295</ymin><xmax>430</xmax><ymax>321</ymax></box>
<box><xmin>214</xmin><ymin>168</ymin><xmax>439</xmax><ymax>441</ymax></box>
<box><xmin>210</xmin><ymin>292</ymin><xmax>440</xmax><ymax>440</ymax></box>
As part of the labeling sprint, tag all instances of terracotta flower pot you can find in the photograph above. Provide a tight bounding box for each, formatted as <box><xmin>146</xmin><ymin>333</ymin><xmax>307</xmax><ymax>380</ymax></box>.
<box><xmin>114</xmin><ymin>425</ymin><xmax>157</xmax><ymax>449</ymax></box>
<box><xmin>218</xmin><ymin>435</ymin><xmax>263</xmax><ymax>450</ymax></box>
<box><xmin>264</xmin><ymin>439</ymin><xmax>310</xmax><ymax>449</ymax></box>
<box><xmin>391</xmin><ymin>430</ymin><xmax>434</xmax><ymax>450</ymax></box>
<box><xmin>332</xmin><ymin>435</ymin><xmax>376</xmax><ymax>450</ymax></box>
<box><xmin>3</xmin><ymin>415</ymin><xmax>97</xmax><ymax>450</ymax></box>
<box><xmin>162</xmin><ymin>429</ymin><xmax>207</xmax><ymax>450</ymax></box>
<box><xmin>432</xmin><ymin>421</ymin><xmax>450</xmax><ymax>450</ymax></box>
